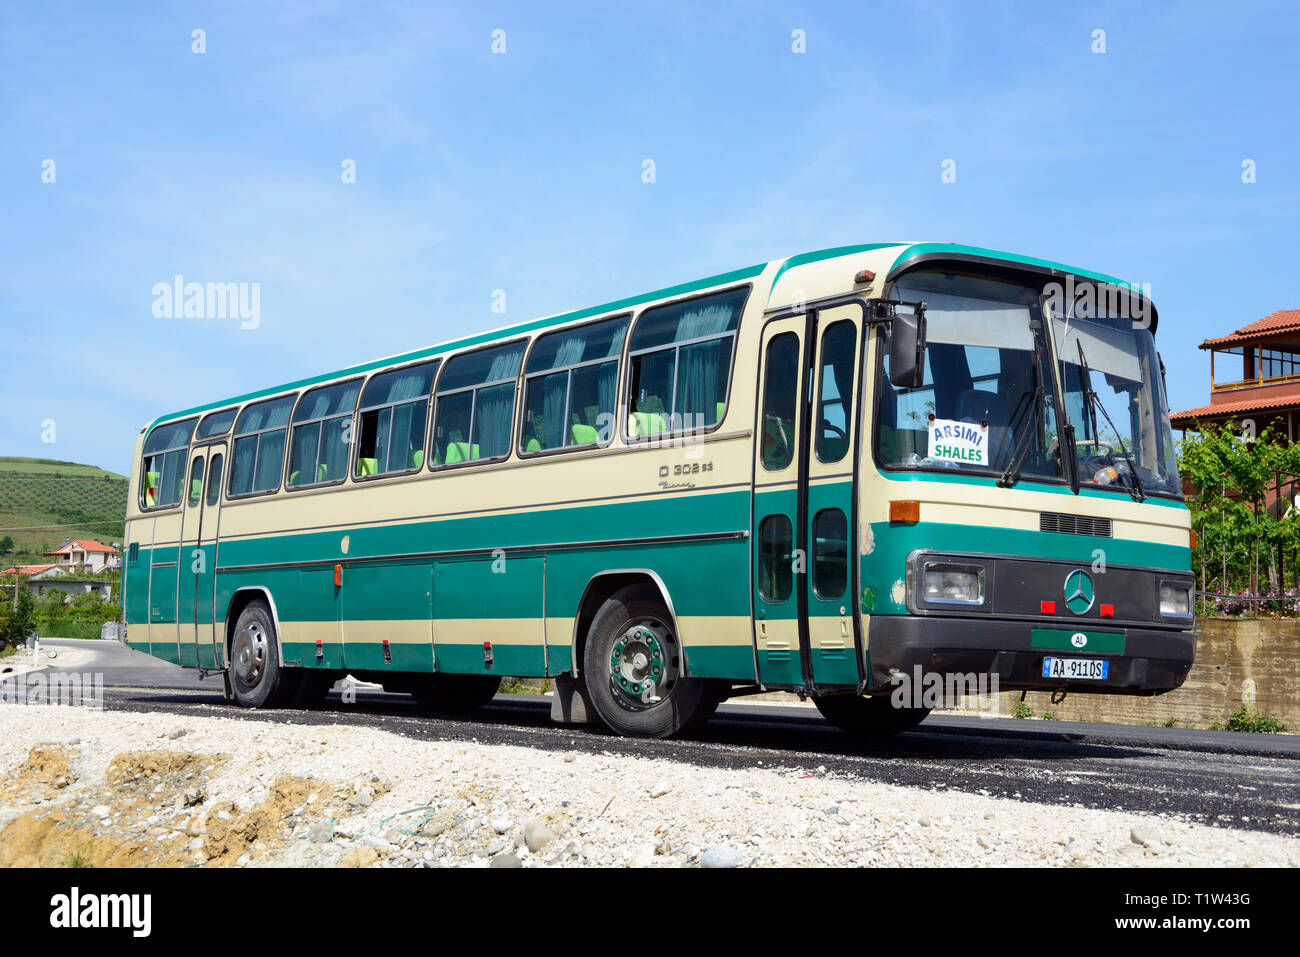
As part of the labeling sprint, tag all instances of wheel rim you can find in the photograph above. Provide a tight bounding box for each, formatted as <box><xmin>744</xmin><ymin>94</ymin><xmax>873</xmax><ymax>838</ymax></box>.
<box><xmin>608</xmin><ymin>618</ymin><xmax>677</xmax><ymax>709</ymax></box>
<box><xmin>232</xmin><ymin>621</ymin><xmax>268</xmax><ymax>689</ymax></box>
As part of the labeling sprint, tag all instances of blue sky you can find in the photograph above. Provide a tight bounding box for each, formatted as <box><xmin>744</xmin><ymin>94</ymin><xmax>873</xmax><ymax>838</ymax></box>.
<box><xmin>2</xmin><ymin>1</ymin><xmax>1297</xmax><ymax>475</ymax></box>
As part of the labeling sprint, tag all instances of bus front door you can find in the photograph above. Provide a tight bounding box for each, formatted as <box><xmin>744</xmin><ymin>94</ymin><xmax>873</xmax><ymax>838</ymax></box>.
<box><xmin>177</xmin><ymin>444</ymin><xmax>225</xmax><ymax>669</ymax></box>
<box><xmin>803</xmin><ymin>306</ymin><xmax>864</xmax><ymax>689</ymax></box>
<box><xmin>752</xmin><ymin>303</ymin><xmax>866</xmax><ymax>692</ymax></box>
<box><xmin>750</xmin><ymin>315</ymin><xmax>807</xmax><ymax>687</ymax></box>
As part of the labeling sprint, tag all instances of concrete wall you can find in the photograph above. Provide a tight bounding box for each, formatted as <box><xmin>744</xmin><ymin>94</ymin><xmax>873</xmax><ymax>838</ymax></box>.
<box><xmin>1003</xmin><ymin>618</ymin><xmax>1298</xmax><ymax>730</ymax></box>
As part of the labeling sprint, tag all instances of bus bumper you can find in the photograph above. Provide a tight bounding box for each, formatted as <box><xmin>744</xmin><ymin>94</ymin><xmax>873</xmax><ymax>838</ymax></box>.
<box><xmin>865</xmin><ymin>616</ymin><xmax>1196</xmax><ymax>696</ymax></box>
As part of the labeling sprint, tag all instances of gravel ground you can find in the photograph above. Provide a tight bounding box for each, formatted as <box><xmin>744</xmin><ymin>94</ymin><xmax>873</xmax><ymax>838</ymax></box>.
<box><xmin>1</xmin><ymin>704</ymin><xmax>1297</xmax><ymax>868</ymax></box>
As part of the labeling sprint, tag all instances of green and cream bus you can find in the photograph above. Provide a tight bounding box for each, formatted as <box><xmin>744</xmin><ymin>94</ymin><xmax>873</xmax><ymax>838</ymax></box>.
<box><xmin>122</xmin><ymin>242</ymin><xmax>1196</xmax><ymax>738</ymax></box>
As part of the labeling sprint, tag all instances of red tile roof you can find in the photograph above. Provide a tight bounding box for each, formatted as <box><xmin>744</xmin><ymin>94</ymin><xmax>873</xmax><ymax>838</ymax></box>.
<box><xmin>1</xmin><ymin>564</ymin><xmax>56</xmax><ymax>576</ymax></box>
<box><xmin>1201</xmin><ymin>309</ymin><xmax>1300</xmax><ymax>349</ymax></box>
<box><xmin>1170</xmin><ymin>394</ymin><xmax>1300</xmax><ymax>427</ymax></box>
<box><xmin>46</xmin><ymin>539</ymin><xmax>117</xmax><ymax>555</ymax></box>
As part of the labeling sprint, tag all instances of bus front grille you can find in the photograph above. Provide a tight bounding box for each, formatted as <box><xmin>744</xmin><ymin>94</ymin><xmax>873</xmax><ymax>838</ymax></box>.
<box><xmin>1039</xmin><ymin>511</ymin><xmax>1112</xmax><ymax>537</ymax></box>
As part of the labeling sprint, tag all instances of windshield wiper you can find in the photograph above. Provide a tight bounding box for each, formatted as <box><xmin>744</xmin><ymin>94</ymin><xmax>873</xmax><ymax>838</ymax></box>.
<box><xmin>1075</xmin><ymin>339</ymin><xmax>1145</xmax><ymax>502</ymax></box>
<box><xmin>997</xmin><ymin>385</ymin><xmax>1046</xmax><ymax>489</ymax></box>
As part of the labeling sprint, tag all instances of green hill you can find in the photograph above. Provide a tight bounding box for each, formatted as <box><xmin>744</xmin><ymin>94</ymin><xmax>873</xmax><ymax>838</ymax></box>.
<box><xmin>0</xmin><ymin>457</ymin><xmax>128</xmax><ymax>564</ymax></box>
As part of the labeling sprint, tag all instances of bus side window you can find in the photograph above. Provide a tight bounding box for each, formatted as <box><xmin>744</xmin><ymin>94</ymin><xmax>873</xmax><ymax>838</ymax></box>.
<box><xmin>758</xmin><ymin>514</ymin><xmax>794</xmax><ymax>602</ymax></box>
<box><xmin>288</xmin><ymin>379</ymin><xmax>362</xmax><ymax>487</ymax></box>
<box><xmin>432</xmin><ymin>342</ymin><xmax>525</xmax><ymax>466</ymax></box>
<box><xmin>761</xmin><ymin>332</ymin><xmax>799</xmax><ymax>470</ymax></box>
<box><xmin>187</xmin><ymin>456</ymin><xmax>205</xmax><ymax>507</ymax></box>
<box><xmin>206</xmin><ymin>454</ymin><xmax>223</xmax><ymax>506</ymax></box>
<box><xmin>815</xmin><ymin>321</ymin><xmax>856</xmax><ymax>463</ymax></box>
<box><xmin>521</xmin><ymin>316</ymin><xmax>627</xmax><ymax>453</ymax></box>
<box><xmin>626</xmin><ymin>287</ymin><xmax>748</xmax><ymax>437</ymax></box>
<box><xmin>229</xmin><ymin>395</ymin><xmax>296</xmax><ymax>496</ymax></box>
<box><xmin>141</xmin><ymin>417</ymin><xmax>198</xmax><ymax>509</ymax></box>
<box><xmin>355</xmin><ymin>361</ymin><xmax>439</xmax><ymax>477</ymax></box>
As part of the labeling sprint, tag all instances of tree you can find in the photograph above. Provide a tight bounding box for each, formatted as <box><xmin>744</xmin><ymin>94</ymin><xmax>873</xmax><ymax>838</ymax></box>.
<box><xmin>0</xmin><ymin>535</ymin><xmax>13</xmax><ymax>556</ymax></box>
<box><xmin>1179</xmin><ymin>421</ymin><xmax>1300</xmax><ymax>603</ymax></box>
<box><xmin>0</xmin><ymin>578</ymin><xmax>36</xmax><ymax>645</ymax></box>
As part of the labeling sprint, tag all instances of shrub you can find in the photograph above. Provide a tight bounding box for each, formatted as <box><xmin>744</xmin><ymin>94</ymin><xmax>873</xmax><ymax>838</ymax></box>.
<box><xmin>1211</xmin><ymin>704</ymin><xmax>1287</xmax><ymax>733</ymax></box>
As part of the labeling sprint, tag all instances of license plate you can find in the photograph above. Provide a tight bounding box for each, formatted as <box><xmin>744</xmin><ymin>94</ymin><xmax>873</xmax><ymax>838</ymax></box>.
<box><xmin>1041</xmin><ymin>657</ymin><xmax>1109</xmax><ymax>680</ymax></box>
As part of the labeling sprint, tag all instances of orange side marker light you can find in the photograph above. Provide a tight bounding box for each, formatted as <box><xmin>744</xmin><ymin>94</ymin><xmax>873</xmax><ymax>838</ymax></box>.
<box><xmin>889</xmin><ymin>500</ymin><xmax>920</xmax><ymax>524</ymax></box>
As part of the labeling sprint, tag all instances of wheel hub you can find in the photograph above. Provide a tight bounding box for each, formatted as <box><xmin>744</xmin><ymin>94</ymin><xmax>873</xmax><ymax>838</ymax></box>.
<box><xmin>232</xmin><ymin>621</ymin><xmax>267</xmax><ymax>687</ymax></box>
<box><xmin>610</xmin><ymin>622</ymin><xmax>669</xmax><ymax>703</ymax></box>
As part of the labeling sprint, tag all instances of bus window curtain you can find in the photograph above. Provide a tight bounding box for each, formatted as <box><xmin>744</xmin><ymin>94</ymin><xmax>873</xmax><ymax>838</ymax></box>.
<box><xmin>597</xmin><ymin>360</ymin><xmax>618</xmax><ymax>431</ymax></box>
<box><xmin>541</xmin><ymin>372</ymin><xmax>567</xmax><ymax>448</ymax></box>
<box><xmin>676</xmin><ymin>337</ymin><xmax>732</xmax><ymax>428</ymax></box>
<box><xmin>231</xmin><ymin>436</ymin><xmax>256</xmax><ymax>494</ymax></box>
<box><xmin>474</xmin><ymin>383</ymin><xmax>516</xmax><ymax>457</ymax></box>
<box><xmin>676</xmin><ymin>303</ymin><xmax>735</xmax><ymax>341</ymax></box>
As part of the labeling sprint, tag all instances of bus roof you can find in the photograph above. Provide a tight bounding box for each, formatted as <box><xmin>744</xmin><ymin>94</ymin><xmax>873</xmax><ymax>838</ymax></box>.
<box><xmin>143</xmin><ymin>241</ymin><xmax>1145</xmax><ymax>435</ymax></box>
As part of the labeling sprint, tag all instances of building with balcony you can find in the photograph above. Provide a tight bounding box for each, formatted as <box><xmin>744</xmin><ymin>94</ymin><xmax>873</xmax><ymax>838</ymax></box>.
<box><xmin>1171</xmin><ymin>309</ymin><xmax>1300</xmax><ymax>439</ymax></box>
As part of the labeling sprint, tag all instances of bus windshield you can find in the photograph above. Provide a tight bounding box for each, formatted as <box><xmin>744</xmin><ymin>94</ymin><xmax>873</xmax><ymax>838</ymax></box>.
<box><xmin>878</xmin><ymin>271</ymin><xmax>1065</xmax><ymax>484</ymax></box>
<box><xmin>1052</xmin><ymin>309</ymin><xmax>1181</xmax><ymax>497</ymax></box>
<box><xmin>877</xmin><ymin>269</ymin><xmax>1181</xmax><ymax>497</ymax></box>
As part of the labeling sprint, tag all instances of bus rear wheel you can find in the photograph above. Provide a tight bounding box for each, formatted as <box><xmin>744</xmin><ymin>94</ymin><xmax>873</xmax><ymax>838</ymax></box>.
<box><xmin>412</xmin><ymin>674</ymin><xmax>501</xmax><ymax>712</ymax></box>
<box><xmin>229</xmin><ymin>599</ymin><xmax>290</xmax><ymax>709</ymax></box>
<box><xmin>582</xmin><ymin>585</ymin><xmax>717</xmax><ymax>738</ymax></box>
<box><xmin>813</xmin><ymin>693</ymin><xmax>930</xmax><ymax>737</ymax></box>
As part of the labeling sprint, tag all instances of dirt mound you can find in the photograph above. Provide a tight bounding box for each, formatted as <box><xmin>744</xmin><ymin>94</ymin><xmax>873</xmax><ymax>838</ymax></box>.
<box><xmin>0</xmin><ymin>811</ymin><xmax>190</xmax><ymax>867</ymax></box>
<box><xmin>105</xmin><ymin>750</ymin><xmax>229</xmax><ymax>810</ymax></box>
<box><xmin>1</xmin><ymin>745</ymin><xmax>77</xmax><ymax>799</ymax></box>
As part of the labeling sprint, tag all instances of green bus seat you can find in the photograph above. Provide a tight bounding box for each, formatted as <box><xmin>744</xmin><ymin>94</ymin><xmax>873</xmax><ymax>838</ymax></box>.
<box><xmin>570</xmin><ymin>423</ymin><xmax>599</xmax><ymax>445</ymax></box>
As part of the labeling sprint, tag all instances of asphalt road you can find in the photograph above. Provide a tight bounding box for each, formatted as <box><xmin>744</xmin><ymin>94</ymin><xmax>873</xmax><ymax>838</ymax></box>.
<box><xmin>17</xmin><ymin>638</ymin><xmax>1300</xmax><ymax>837</ymax></box>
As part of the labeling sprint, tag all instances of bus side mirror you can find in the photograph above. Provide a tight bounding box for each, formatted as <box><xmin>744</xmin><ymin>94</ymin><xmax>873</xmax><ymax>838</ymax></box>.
<box><xmin>889</xmin><ymin>303</ymin><xmax>927</xmax><ymax>388</ymax></box>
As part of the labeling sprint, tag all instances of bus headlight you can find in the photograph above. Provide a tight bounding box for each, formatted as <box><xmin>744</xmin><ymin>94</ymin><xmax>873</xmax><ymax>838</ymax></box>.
<box><xmin>1159</xmin><ymin>582</ymin><xmax>1192</xmax><ymax>618</ymax></box>
<box><xmin>921</xmin><ymin>563</ymin><xmax>985</xmax><ymax>604</ymax></box>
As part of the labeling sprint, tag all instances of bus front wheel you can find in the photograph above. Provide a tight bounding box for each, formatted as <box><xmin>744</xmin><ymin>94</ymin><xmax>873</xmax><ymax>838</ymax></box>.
<box><xmin>582</xmin><ymin>585</ymin><xmax>717</xmax><ymax>738</ymax></box>
<box><xmin>813</xmin><ymin>693</ymin><xmax>930</xmax><ymax>737</ymax></box>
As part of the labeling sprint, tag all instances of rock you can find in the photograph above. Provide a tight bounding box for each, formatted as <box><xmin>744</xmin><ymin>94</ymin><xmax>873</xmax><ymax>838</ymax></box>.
<box><xmin>309</xmin><ymin>821</ymin><xmax>334</xmax><ymax>844</ymax></box>
<box><xmin>187</xmin><ymin>837</ymin><xmax>204</xmax><ymax>851</ymax></box>
<box><xmin>1130</xmin><ymin>826</ymin><xmax>1162</xmax><ymax>848</ymax></box>
<box><xmin>630</xmin><ymin>843</ymin><xmax>656</xmax><ymax>868</ymax></box>
<box><xmin>183</xmin><ymin>787</ymin><xmax>204</xmax><ymax>807</ymax></box>
<box><xmin>340</xmin><ymin>846</ymin><xmax>380</xmax><ymax>868</ymax></box>
<box><xmin>362</xmin><ymin>835</ymin><xmax>393</xmax><ymax>852</ymax></box>
<box><xmin>524</xmin><ymin>820</ymin><xmax>557</xmax><ymax>853</ymax></box>
<box><xmin>700</xmin><ymin>846</ymin><xmax>742</xmax><ymax>869</ymax></box>
<box><xmin>490</xmin><ymin>851</ymin><xmax>522</xmax><ymax>868</ymax></box>
<box><xmin>352</xmin><ymin>788</ymin><xmax>373</xmax><ymax>808</ymax></box>
<box><xmin>648</xmin><ymin>780</ymin><xmax>673</xmax><ymax>799</ymax></box>
<box><xmin>490</xmin><ymin>816</ymin><xmax>513</xmax><ymax>834</ymax></box>
<box><xmin>1066</xmin><ymin>840</ymin><xmax>1093</xmax><ymax>860</ymax></box>
<box><xmin>92</xmin><ymin>805</ymin><xmax>111</xmax><ymax>818</ymax></box>
<box><xmin>235</xmin><ymin>854</ymin><xmax>251</xmax><ymax>867</ymax></box>
<box><xmin>824</xmin><ymin>806</ymin><xmax>839</xmax><ymax>815</ymax></box>
<box><xmin>169</xmin><ymin>728</ymin><xmax>187</xmax><ymax>740</ymax></box>
<box><xmin>918</xmin><ymin>816</ymin><xmax>932</xmax><ymax>827</ymax></box>
<box><xmin>563</xmin><ymin>754</ymin><xmax>576</xmax><ymax>763</ymax></box>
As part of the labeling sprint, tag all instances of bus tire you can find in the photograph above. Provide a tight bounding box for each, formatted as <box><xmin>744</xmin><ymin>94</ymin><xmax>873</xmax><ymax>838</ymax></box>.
<box><xmin>813</xmin><ymin>693</ymin><xmax>930</xmax><ymax>737</ymax></box>
<box><xmin>228</xmin><ymin>599</ymin><xmax>290</xmax><ymax>709</ymax></box>
<box><xmin>582</xmin><ymin>585</ymin><xmax>713</xmax><ymax>738</ymax></box>
<box><xmin>412</xmin><ymin>674</ymin><xmax>501</xmax><ymax>711</ymax></box>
